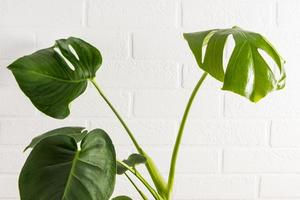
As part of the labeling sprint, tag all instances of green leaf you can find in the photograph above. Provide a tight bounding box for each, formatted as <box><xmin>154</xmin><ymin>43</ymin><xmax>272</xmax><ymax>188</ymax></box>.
<box><xmin>184</xmin><ymin>26</ymin><xmax>286</xmax><ymax>102</ymax></box>
<box><xmin>117</xmin><ymin>153</ymin><xmax>147</xmax><ymax>175</ymax></box>
<box><xmin>111</xmin><ymin>196</ymin><xmax>133</xmax><ymax>200</ymax></box>
<box><xmin>24</xmin><ymin>126</ymin><xmax>88</xmax><ymax>151</ymax></box>
<box><xmin>19</xmin><ymin>129</ymin><xmax>116</xmax><ymax>200</ymax></box>
<box><xmin>8</xmin><ymin>37</ymin><xmax>102</xmax><ymax>119</ymax></box>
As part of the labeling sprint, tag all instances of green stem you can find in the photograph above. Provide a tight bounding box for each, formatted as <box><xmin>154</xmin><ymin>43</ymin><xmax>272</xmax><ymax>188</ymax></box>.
<box><xmin>167</xmin><ymin>72</ymin><xmax>208</xmax><ymax>199</ymax></box>
<box><xmin>118</xmin><ymin>161</ymin><xmax>161</xmax><ymax>200</ymax></box>
<box><xmin>124</xmin><ymin>172</ymin><xmax>148</xmax><ymax>200</ymax></box>
<box><xmin>91</xmin><ymin>79</ymin><xmax>167</xmax><ymax>198</ymax></box>
<box><xmin>90</xmin><ymin>79</ymin><xmax>143</xmax><ymax>152</ymax></box>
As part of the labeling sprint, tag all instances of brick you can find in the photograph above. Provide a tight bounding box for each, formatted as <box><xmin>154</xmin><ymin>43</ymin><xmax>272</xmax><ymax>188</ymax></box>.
<box><xmin>0</xmin><ymin>30</ymin><xmax>35</xmax><ymax>60</ymax></box>
<box><xmin>261</xmin><ymin>175</ymin><xmax>300</xmax><ymax>198</ymax></box>
<box><xmin>112</xmin><ymin>175</ymin><xmax>140</xmax><ymax>199</ymax></box>
<box><xmin>0</xmin><ymin>60</ymin><xmax>15</xmax><ymax>86</ymax></box>
<box><xmin>133</xmin><ymin>30</ymin><xmax>192</xmax><ymax>61</ymax></box>
<box><xmin>90</xmin><ymin>119</ymin><xmax>177</xmax><ymax>146</ymax></box>
<box><xmin>183</xmin><ymin>120</ymin><xmax>268</xmax><ymax>146</ymax></box>
<box><xmin>278</xmin><ymin>0</ymin><xmax>300</xmax><ymax>28</ymax></box>
<box><xmin>0</xmin><ymin>87</ymin><xmax>36</xmax><ymax>117</ymax></box>
<box><xmin>133</xmin><ymin>89</ymin><xmax>221</xmax><ymax>118</ymax></box>
<box><xmin>0</xmin><ymin>175</ymin><xmax>18</xmax><ymax>198</ymax></box>
<box><xmin>224</xmin><ymin>89</ymin><xmax>300</xmax><ymax>118</ymax></box>
<box><xmin>267</xmin><ymin>28</ymin><xmax>300</xmax><ymax>91</ymax></box>
<box><xmin>143</xmin><ymin>147</ymin><xmax>220</xmax><ymax>174</ymax></box>
<box><xmin>182</xmin><ymin>64</ymin><xmax>222</xmax><ymax>90</ymax></box>
<box><xmin>70</xmin><ymin>86</ymin><xmax>131</xmax><ymax>118</ymax></box>
<box><xmin>36</xmin><ymin>29</ymin><xmax>129</xmax><ymax>60</ymax></box>
<box><xmin>271</xmin><ymin>120</ymin><xmax>300</xmax><ymax>147</ymax></box>
<box><xmin>0</xmin><ymin>146</ymin><xmax>26</xmax><ymax>173</ymax></box>
<box><xmin>182</xmin><ymin>0</ymin><xmax>276</xmax><ymax>32</ymax></box>
<box><xmin>0</xmin><ymin>0</ymin><xmax>83</xmax><ymax>28</ymax></box>
<box><xmin>95</xmin><ymin>61</ymin><xmax>180</xmax><ymax>89</ymax></box>
<box><xmin>87</xmin><ymin>0</ymin><xmax>175</xmax><ymax>29</ymax></box>
<box><xmin>224</xmin><ymin>149</ymin><xmax>300</xmax><ymax>173</ymax></box>
<box><xmin>0</xmin><ymin>118</ymin><xmax>87</xmax><ymax>145</ymax></box>
<box><xmin>173</xmin><ymin>175</ymin><xmax>256</xmax><ymax>199</ymax></box>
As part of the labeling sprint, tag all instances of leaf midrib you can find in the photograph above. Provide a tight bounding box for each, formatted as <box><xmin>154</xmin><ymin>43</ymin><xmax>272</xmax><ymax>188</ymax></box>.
<box><xmin>62</xmin><ymin>150</ymin><xmax>80</xmax><ymax>199</ymax></box>
<box><xmin>12</xmin><ymin>69</ymin><xmax>90</xmax><ymax>83</ymax></box>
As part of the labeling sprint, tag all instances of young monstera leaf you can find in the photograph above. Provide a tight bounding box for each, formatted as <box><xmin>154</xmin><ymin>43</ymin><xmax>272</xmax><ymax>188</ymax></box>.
<box><xmin>19</xmin><ymin>129</ymin><xmax>116</xmax><ymax>200</ymax></box>
<box><xmin>8</xmin><ymin>37</ymin><xmax>102</xmax><ymax>119</ymax></box>
<box><xmin>117</xmin><ymin>153</ymin><xmax>147</xmax><ymax>175</ymax></box>
<box><xmin>184</xmin><ymin>26</ymin><xmax>286</xmax><ymax>102</ymax></box>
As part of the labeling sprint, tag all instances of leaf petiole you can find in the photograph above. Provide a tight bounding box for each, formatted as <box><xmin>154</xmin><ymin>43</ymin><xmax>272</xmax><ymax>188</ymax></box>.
<box><xmin>117</xmin><ymin>161</ymin><xmax>162</xmax><ymax>200</ymax></box>
<box><xmin>167</xmin><ymin>72</ymin><xmax>208</xmax><ymax>199</ymax></box>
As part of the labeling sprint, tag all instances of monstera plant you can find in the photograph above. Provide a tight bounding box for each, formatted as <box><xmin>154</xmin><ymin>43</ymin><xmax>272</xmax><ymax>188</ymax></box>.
<box><xmin>7</xmin><ymin>26</ymin><xmax>285</xmax><ymax>200</ymax></box>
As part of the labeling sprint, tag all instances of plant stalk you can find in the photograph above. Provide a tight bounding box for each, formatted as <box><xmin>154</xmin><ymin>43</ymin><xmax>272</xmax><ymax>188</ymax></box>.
<box><xmin>90</xmin><ymin>79</ymin><xmax>143</xmax><ymax>152</ymax></box>
<box><xmin>91</xmin><ymin>79</ymin><xmax>167</xmax><ymax>198</ymax></box>
<box><xmin>125</xmin><ymin>173</ymin><xmax>148</xmax><ymax>200</ymax></box>
<box><xmin>167</xmin><ymin>72</ymin><xmax>208</xmax><ymax>199</ymax></box>
<box><xmin>118</xmin><ymin>161</ymin><xmax>161</xmax><ymax>200</ymax></box>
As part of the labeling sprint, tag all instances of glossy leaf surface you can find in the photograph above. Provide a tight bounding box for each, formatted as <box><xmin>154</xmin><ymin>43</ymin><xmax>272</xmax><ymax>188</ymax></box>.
<box><xmin>19</xmin><ymin>129</ymin><xmax>116</xmax><ymax>200</ymax></box>
<box><xmin>184</xmin><ymin>26</ymin><xmax>286</xmax><ymax>102</ymax></box>
<box><xmin>8</xmin><ymin>37</ymin><xmax>102</xmax><ymax>118</ymax></box>
<box><xmin>24</xmin><ymin>126</ymin><xmax>88</xmax><ymax>151</ymax></box>
<box><xmin>112</xmin><ymin>196</ymin><xmax>133</xmax><ymax>200</ymax></box>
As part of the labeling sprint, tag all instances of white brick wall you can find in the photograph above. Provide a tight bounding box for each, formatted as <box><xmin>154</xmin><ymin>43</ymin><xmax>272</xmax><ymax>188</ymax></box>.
<box><xmin>0</xmin><ymin>0</ymin><xmax>299</xmax><ymax>199</ymax></box>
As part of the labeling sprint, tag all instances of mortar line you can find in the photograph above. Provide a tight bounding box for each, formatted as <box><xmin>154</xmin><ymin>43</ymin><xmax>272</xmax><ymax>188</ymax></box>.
<box><xmin>275</xmin><ymin>0</ymin><xmax>279</xmax><ymax>27</ymax></box>
<box><xmin>129</xmin><ymin>32</ymin><xmax>134</xmax><ymax>60</ymax></box>
<box><xmin>268</xmin><ymin>120</ymin><xmax>273</xmax><ymax>147</ymax></box>
<box><xmin>175</xmin><ymin>0</ymin><xmax>183</xmax><ymax>28</ymax></box>
<box><xmin>180</xmin><ymin>63</ymin><xmax>184</xmax><ymax>88</ymax></box>
<box><xmin>82</xmin><ymin>0</ymin><xmax>88</xmax><ymax>27</ymax></box>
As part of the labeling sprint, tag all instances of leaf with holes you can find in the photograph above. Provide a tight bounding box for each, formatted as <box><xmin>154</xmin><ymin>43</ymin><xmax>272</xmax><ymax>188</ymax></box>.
<box><xmin>19</xmin><ymin>129</ymin><xmax>116</xmax><ymax>200</ymax></box>
<box><xmin>8</xmin><ymin>37</ymin><xmax>102</xmax><ymax>119</ymax></box>
<box><xmin>184</xmin><ymin>26</ymin><xmax>286</xmax><ymax>102</ymax></box>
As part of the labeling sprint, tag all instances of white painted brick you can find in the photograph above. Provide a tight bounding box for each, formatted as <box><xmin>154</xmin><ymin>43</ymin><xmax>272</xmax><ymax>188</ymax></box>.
<box><xmin>0</xmin><ymin>0</ymin><xmax>83</xmax><ymax>28</ymax></box>
<box><xmin>261</xmin><ymin>175</ymin><xmax>300</xmax><ymax>198</ymax></box>
<box><xmin>183</xmin><ymin>120</ymin><xmax>268</xmax><ymax>146</ymax></box>
<box><xmin>0</xmin><ymin>60</ymin><xmax>15</xmax><ymax>86</ymax></box>
<box><xmin>277</xmin><ymin>0</ymin><xmax>300</xmax><ymax>28</ymax></box>
<box><xmin>173</xmin><ymin>175</ymin><xmax>255</xmax><ymax>199</ymax></box>
<box><xmin>87</xmin><ymin>0</ymin><xmax>175</xmax><ymax>29</ymax></box>
<box><xmin>90</xmin><ymin>119</ymin><xmax>177</xmax><ymax>146</ymax></box>
<box><xmin>69</xmin><ymin>86</ymin><xmax>130</xmax><ymax>118</ymax></box>
<box><xmin>0</xmin><ymin>118</ymin><xmax>87</xmax><ymax>145</ymax></box>
<box><xmin>0</xmin><ymin>175</ymin><xmax>18</xmax><ymax>198</ymax></box>
<box><xmin>0</xmin><ymin>146</ymin><xmax>26</xmax><ymax>173</ymax></box>
<box><xmin>271</xmin><ymin>120</ymin><xmax>300</xmax><ymax>147</ymax></box>
<box><xmin>224</xmin><ymin>89</ymin><xmax>300</xmax><ymax>118</ymax></box>
<box><xmin>112</xmin><ymin>175</ymin><xmax>140</xmax><ymax>199</ymax></box>
<box><xmin>182</xmin><ymin>64</ymin><xmax>222</xmax><ymax>90</ymax></box>
<box><xmin>0</xmin><ymin>87</ymin><xmax>36</xmax><ymax>117</ymax></box>
<box><xmin>133</xmin><ymin>89</ymin><xmax>221</xmax><ymax>118</ymax></box>
<box><xmin>95</xmin><ymin>61</ymin><xmax>180</xmax><ymax>89</ymax></box>
<box><xmin>0</xmin><ymin>0</ymin><xmax>299</xmax><ymax>198</ymax></box>
<box><xmin>255</xmin><ymin>27</ymin><xmax>300</xmax><ymax>91</ymax></box>
<box><xmin>224</xmin><ymin>149</ymin><xmax>300</xmax><ymax>173</ymax></box>
<box><xmin>182</xmin><ymin>0</ymin><xmax>276</xmax><ymax>32</ymax></box>
<box><xmin>133</xmin><ymin>30</ymin><xmax>193</xmax><ymax>61</ymax></box>
<box><xmin>36</xmin><ymin>29</ymin><xmax>129</xmax><ymax>60</ymax></box>
<box><xmin>143</xmin><ymin>147</ymin><xmax>219</xmax><ymax>174</ymax></box>
<box><xmin>0</xmin><ymin>30</ymin><xmax>35</xmax><ymax>60</ymax></box>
